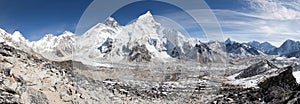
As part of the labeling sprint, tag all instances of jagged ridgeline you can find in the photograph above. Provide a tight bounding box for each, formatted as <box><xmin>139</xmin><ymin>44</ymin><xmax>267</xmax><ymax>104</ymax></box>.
<box><xmin>74</xmin><ymin>11</ymin><xmax>227</xmax><ymax>65</ymax></box>
<box><xmin>2</xmin><ymin>11</ymin><xmax>300</xmax><ymax>67</ymax></box>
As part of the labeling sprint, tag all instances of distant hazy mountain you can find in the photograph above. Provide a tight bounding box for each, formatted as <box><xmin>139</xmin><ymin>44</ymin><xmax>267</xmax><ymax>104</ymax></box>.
<box><xmin>271</xmin><ymin>39</ymin><xmax>300</xmax><ymax>55</ymax></box>
<box><xmin>225</xmin><ymin>38</ymin><xmax>264</xmax><ymax>57</ymax></box>
<box><xmin>247</xmin><ymin>41</ymin><xmax>276</xmax><ymax>54</ymax></box>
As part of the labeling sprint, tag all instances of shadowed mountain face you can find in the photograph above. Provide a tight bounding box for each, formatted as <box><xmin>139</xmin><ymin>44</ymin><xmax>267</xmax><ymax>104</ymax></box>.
<box><xmin>284</xmin><ymin>50</ymin><xmax>300</xmax><ymax>58</ymax></box>
<box><xmin>225</xmin><ymin>39</ymin><xmax>264</xmax><ymax>57</ymax></box>
<box><xmin>235</xmin><ymin>60</ymin><xmax>278</xmax><ymax>79</ymax></box>
<box><xmin>258</xmin><ymin>66</ymin><xmax>299</xmax><ymax>91</ymax></box>
<box><xmin>215</xmin><ymin>66</ymin><xmax>300</xmax><ymax>104</ymax></box>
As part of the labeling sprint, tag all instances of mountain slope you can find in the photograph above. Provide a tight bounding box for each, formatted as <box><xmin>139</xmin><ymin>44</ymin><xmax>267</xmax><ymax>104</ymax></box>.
<box><xmin>284</xmin><ymin>50</ymin><xmax>300</xmax><ymax>58</ymax></box>
<box><xmin>74</xmin><ymin>16</ymin><xmax>123</xmax><ymax>64</ymax></box>
<box><xmin>227</xmin><ymin>59</ymin><xmax>286</xmax><ymax>88</ymax></box>
<box><xmin>235</xmin><ymin>60</ymin><xmax>279</xmax><ymax>79</ymax></box>
<box><xmin>30</xmin><ymin>31</ymin><xmax>76</xmax><ymax>61</ymax></box>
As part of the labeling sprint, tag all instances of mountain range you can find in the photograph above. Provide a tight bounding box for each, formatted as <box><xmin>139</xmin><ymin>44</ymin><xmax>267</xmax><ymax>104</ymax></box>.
<box><xmin>246</xmin><ymin>39</ymin><xmax>300</xmax><ymax>57</ymax></box>
<box><xmin>1</xmin><ymin>11</ymin><xmax>300</xmax><ymax>66</ymax></box>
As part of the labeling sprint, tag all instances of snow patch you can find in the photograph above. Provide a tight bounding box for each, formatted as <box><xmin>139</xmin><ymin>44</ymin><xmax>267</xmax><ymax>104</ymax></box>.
<box><xmin>293</xmin><ymin>71</ymin><xmax>300</xmax><ymax>84</ymax></box>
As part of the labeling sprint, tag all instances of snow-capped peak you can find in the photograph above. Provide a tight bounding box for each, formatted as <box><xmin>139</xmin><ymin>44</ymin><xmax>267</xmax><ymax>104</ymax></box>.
<box><xmin>136</xmin><ymin>11</ymin><xmax>156</xmax><ymax>24</ymax></box>
<box><xmin>37</xmin><ymin>31</ymin><xmax>76</xmax><ymax>43</ymax></box>
<box><xmin>0</xmin><ymin>28</ymin><xmax>11</xmax><ymax>38</ymax></box>
<box><xmin>104</xmin><ymin>17</ymin><xmax>120</xmax><ymax>28</ymax></box>
<box><xmin>29</xmin><ymin>31</ymin><xmax>76</xmax><ymax>61</ymax></box>
<box><xmin>104</xmin><ymin>17</ymin><xmax>117</xmax><ymax>24</ymax></box>
<box><xmin>139</xmin><ymin>11</ymin><xmax>153</xmax><ymax>18</ymax></box>
<box><xmin>12</xmin><ymin>31</ymin><xmax>26</xmax><ymax>42</ymax></box>
<box><xmin>0</xmin><ymin>28</ymin><xmax>7</xmax><ymax>34</ymax></box>
<box><xmin>59</xmin><ymin>31</ymin><xmax>75</xmax><ymax>38</ymax></box>
<box><xmin>225</xmin><ymin>38</ymin><xmax>233</xmax><ymax>44</ymax></box>
<box><xmin>11</xmin><ymin>31</ymin><xmax>31</xmax><ymax>48</ymax></box>
<box><xmin>41</xmin><ymin>34</ymin><xmax>56</xmax><ymax>41</ymax></box>
<box><xmin>62</xmin><ymin>30</ymin><xmax>73</xmax><ymax>35</ymax></box>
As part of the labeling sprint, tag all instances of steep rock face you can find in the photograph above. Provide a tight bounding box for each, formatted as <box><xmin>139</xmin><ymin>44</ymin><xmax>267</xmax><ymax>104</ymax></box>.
<box><xmin>259</xmin><ymin>66</ymin><xmax>299</xmax><ymax>91</ymax></box>
<box><xmin>128</xmin><ymin>44</ymin><xmax>152</xmax><ymax>62</ymax></box>
<box><xmin>258</xmin><ymin>66</ymin><xmax>300</xmax><ymax>103</ymax></box>
<box><xmin>235</xmin><ymin>60</ymin><xmax>278</xmax><ymax>79</ymax></box>
<box><xmin>194</xmin><ymin>42</ymin><xmax>226</xmax><ymax>63</ymax></box>
<box><xmin>98</xmin><ymin>37</ymin><xmax>113</xmax><ymax>54</ymax></box>
<box><xmin>214</xmin><ymin>66</ymin><xmax>300</xmax><ymax>104</ymax></box>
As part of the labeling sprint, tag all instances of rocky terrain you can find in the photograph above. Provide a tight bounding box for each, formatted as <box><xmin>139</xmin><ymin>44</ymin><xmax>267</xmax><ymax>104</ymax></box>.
<box><xmin>2</xmin><ymin>39</ymin><xmax>300</xmax><ymax>103</ymax></box>
<box><xmin>214</xmin><ymin>66</ymin><xmax>300</xmax><ymax>104</ymax></box>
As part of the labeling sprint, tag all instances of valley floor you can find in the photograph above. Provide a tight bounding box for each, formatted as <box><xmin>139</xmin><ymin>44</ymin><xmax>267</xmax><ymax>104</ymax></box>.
<box><xmin>60</xmin><ymin>55</ymin><xmax>300</xmax><ymax>103</ymax></box>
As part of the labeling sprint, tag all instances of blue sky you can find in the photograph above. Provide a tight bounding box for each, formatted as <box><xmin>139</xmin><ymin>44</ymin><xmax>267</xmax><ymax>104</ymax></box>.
<box><xmin>0</xmin><ymin>0</ymin><xmax>93</xmax><ymax>40</ymax></box>
<box><xmin>110</xmin><ymin>0</ymin><xmax>205</xmax><ymax>39</ymax></box>
<box><xmin>0</xmin><ymin>0</ymin><xmax>299</xmax><ymax>47</ymax></box>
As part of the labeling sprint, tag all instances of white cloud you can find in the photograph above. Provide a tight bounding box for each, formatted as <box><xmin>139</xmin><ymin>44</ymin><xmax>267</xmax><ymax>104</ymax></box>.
<box><xmin>159</xmin><ymin>9</ymin><xmax>226</xmax><ymax>41</ymax></box>
<box><xmin>211</xmin><ymin>0</ymin><xmax>300</xmax><ymax>47</ymax></box>
<box><xmin>150</xmin><ymin>0</ymin><xmax>299</xmax><ymax>47</ymax></box>
<box><xmin>246</xmin><ymin>0</ymin><xmax>300</xmax><ymax>20</ymax></box>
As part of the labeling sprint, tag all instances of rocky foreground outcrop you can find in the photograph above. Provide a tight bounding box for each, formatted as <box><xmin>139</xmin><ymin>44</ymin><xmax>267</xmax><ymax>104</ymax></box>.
<box><xmin>214</xmin><ymin>66</ymin><xmax>300</xmax><ymax>104</ymax></box>
<box><xmin>235</xmin><ymin>59</ymin><xmax>279</xmax><ymax>79</ymax></box>
<box><xmin>0</xmin><ymin>42</ymin><xmax>49</xmax><ymax>103</ymax></box>
<box><xmin>0</xmin><ymin>42</ymin><xmax>111</xmax><ymax>103</ymax></box>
